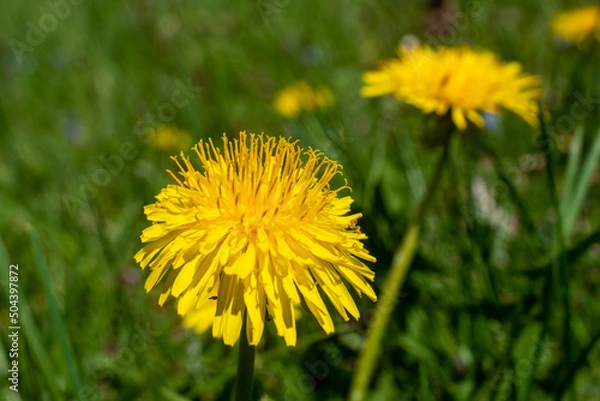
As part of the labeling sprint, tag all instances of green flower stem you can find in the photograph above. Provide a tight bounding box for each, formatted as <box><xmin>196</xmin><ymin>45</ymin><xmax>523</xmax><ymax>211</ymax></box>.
<box><xmin>234</xmin><ymin>313</ymin><xmax>256</xmax><ymax>401</ymax></box>
<box><xmin>348</xmin><ymin>224</ymin><xmax>421</xmax><ymax>401</ymax></box>
<box><xmin>348</xmin><ymin>137</ymin><xmax>451</xmax><ymax>401</ymax></box>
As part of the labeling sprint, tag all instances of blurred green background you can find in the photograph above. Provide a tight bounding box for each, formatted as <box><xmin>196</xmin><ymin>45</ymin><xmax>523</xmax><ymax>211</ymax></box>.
<box><xmin>1</xmin><ymin>0</ymin><xmax>600</xmax><ymax>400</ymax></box>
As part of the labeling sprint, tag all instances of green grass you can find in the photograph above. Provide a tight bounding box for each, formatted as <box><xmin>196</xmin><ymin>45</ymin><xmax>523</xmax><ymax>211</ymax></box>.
<box><xmin>1</xmin><ymin>0</ymin><xmax>600</xmax><ymax>400</ymax></box>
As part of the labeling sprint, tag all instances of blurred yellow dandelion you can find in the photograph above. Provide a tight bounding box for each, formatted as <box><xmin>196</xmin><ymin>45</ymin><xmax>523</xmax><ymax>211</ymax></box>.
<box><xmin>135</xmin><ymin>131</ymin><xmax>376</xmax><ymax>346</ymax></box>
<box><xmin>362</xmin><ymin>46</ymin><xmax>542</xmax><ymax>130</ymax></box>
<box><xmin>150</xmin><ymin>125</ymin><xmax>193</xmax><ymax>151</ymax></box>
<box><xmin>552</xmin><ymin>5</ymin><xmax>600</xmax><ymax>45</ymax></box>
<box><xmin>274</xmin><ymin>81</ymin><xmax>334</xmax><ymax>119</ymax></box>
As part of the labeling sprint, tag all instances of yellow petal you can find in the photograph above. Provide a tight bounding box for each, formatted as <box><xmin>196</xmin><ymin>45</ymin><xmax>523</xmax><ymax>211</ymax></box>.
<box><xmin>294</xmin><ymin>232</ymin><xmax>341</xmax><ymax>262</ymax></box>
<box><xmin>337</xmin><ymin>265</ymin><xmax>377</xmax><ymax>302</ymax></box>
<box><xmin>297</xmin><ymin>284</ymin><xmax>334</xmax><ymax>334</ymax></box>
<box><xmin>224</xmin><ymin>243</ymin><xmax>256</xmax><ymax>279</ymax></box>
<box><xmin>302</xmin><ymin>224</ymin><xmax>344</xmax><ymax>244</ymax></box>
<box><xmin>452</xmin><ymin>108</ymin><xmax>468</xmax><ymax>131</ymax></box>
<box><xmin>243</xmin><ymin>284</ymin><xmax>265</xmax><ymax>346</ymax></box>
<box><xmin>172</xmin><ymin>255</ymin><xmax>199</xmax><ymax>297</ymax></box>
<box><xmin>144</xmin><ymin>262</ymin><xmax>170</xmax><ymax>292</ymax></box>
<box><xmin>466</xmin><ymin>109</ymin><xmax>485</xmax><ymax>128</ymax></box>
<box><xmin>213</xmin><ymin>274</ymin><xmax>244</xmax><ymax>346</ymax></box>
<box><xmin>177</xmin><ymin>288</ymin><xmax>197</xmax><ymax>315</ymax></box>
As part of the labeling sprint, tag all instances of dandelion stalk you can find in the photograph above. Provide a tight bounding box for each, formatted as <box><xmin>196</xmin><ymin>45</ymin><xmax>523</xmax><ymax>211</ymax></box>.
<box><xmin>349</xmin><ymin>132</ymin><xmax>451</xmax><ymax>401</ymax></box>
<box><xmin>234</xmin><ymin>313</ymin><xmax>256</xmax><ymax>401</ymax></box>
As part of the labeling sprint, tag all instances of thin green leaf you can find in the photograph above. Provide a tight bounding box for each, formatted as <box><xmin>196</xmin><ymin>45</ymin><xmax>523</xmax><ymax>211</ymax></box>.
<box><xmin>0</xmin><ymin>237</ymin><xmax>61</xmax><ymax>400</ymax></box>
<box><xmin>29</xmin><ymin>227</ymin><xmax>82</xmax><ymax>396</ymax></box>
<box><xmin>561</xmin><ymin>124</ymin><xmax>584</xmax><ymax>212</ymax></box>
<box><xmin>397</xmin><ymin>126</ymin><xmax>426</xmax><ymax>202</ymax></box>
<box><xmin>562</xmin><ymin>125</ymin><xmax>600</xmax><ymax>237</ymax></box>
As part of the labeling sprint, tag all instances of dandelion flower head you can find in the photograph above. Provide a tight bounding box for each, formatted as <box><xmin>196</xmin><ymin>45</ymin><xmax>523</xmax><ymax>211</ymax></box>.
<box><xmin>552</xmin><ymin>5</ymin><xmax>600</xmax><ymax>45</ymax></box>
<box><xmin>274</xmin><ymin>81</ymin><xmax>334</xmax><ymax>119</ymax></box>
<box><xmin>149</xmin><ymin>125</ymin><xmax>193</xmax><ymax>151</ymax></box>
<box><xmin>362</xmin><ymin>46</ymin><xmax>541</xmax><ymax>131</ymax></box>
<box><xmin>135</xmin><ymin>132</ymin><xmax>376</xmax><ymax>346</ymax></box>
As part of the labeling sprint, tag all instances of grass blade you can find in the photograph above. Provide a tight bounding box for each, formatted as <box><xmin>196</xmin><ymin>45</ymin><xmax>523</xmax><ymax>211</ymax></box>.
<box><xmin>561</xmin><ymin>124</ymin><xmax>584</xmax><ymax>211</ymax></box>
<box><xmin>0</xmin><ymin>237</ymin><xmax>61</xmax><ymax>400</ymax></box>
<box><xmin>29</xmin><ymin>227</ymin><xmax>82</xmax><ymax>396</ymax></box>
<box><xmin>397</xmin><ymin>125</ymin><xmax>426</xmax><ymax>202</ymax></box>
<box><xmin>562</xmin><ymin>125</ymin><xmax>600</xmax><ymax>237</ymax></box>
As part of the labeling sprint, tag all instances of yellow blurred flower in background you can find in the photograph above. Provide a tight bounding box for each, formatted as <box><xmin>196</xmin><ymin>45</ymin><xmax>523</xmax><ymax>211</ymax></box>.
<box><xmin>150</xmin><ymin>125</ymin><xmax>193</xmax><ymax>150</ymax></box>
<box><xmin>274</xmin><ymin>81</ymin><xmax>334</xmax><ymax>119</ymax></box>
<box><xmin>135</xmin><ymin>132</ymin><xmax>376</xmax><ymax>346</ymax></box>
<box><xmin>552</xmin><ymin>5</ymin><xmax>600</xmax><ymax>45</ymax></box>
<box><xmin>362</xmin><ymin>46</ymin><xmax>542</xmax><ymax>131</ymax></box>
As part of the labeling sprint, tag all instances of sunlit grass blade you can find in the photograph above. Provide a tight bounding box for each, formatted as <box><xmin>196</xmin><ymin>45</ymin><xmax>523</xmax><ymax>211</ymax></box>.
<box><xmin>397</xmin><ymin>125</ymin><xmax>426</xmax><ymax>202</ymax></box>
<box><xmin>15</xmin><ymin>290</ymin><xmax>64</xmax><ymax>399</ymax></box>
<box><xmin>29</xmin><ymin>227</ymin><xmax>82</xmax><ymax>396</ymax></box>
<box><xmin>561</xmin><ymin>124</ymin><xmax>584</xmax><ymax>213</ymax></box>
<box><xmin>561</xmin><ymin>125</ymin><xmax>600</xmax><ymax>238</ymax></box>
<box><xmin>363</xmin><ymin>127</ymin><xmax>388</xmax><ymax>212</ymax></box>
<box><xmin>1</xmin><ymin>237</ymin><xmax>62</xmax><ymax>400</ymax></box>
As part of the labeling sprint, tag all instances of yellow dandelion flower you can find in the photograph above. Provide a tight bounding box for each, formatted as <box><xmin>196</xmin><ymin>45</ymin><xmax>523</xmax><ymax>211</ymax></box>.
<box><xmin>362</xmin><ymin>46</ymin><xmax>542</xmax><ymax>131</ymax></box>
<box><xmin>150</xmin><ymin>125</ymin><xmax>193</xmax><ymax>151</ymax></box>
<box><xmin>273</xmin><ymin>86</ymin><xmax>304</xmax><ymax>119</ymax></box>
<box><xmin>274</xmin><ymin>81</ymin><xmax>334</xmax><ymax>119</ymax></box>
<box><xmin>135</xmin><ymin>131</ymin><xmax>376</xmax><ymax>346</ymax></box>
<box><xmin>552</xmin><ymin>5</ymin><xmax>600</xmax><ymax>45</ymax></box>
